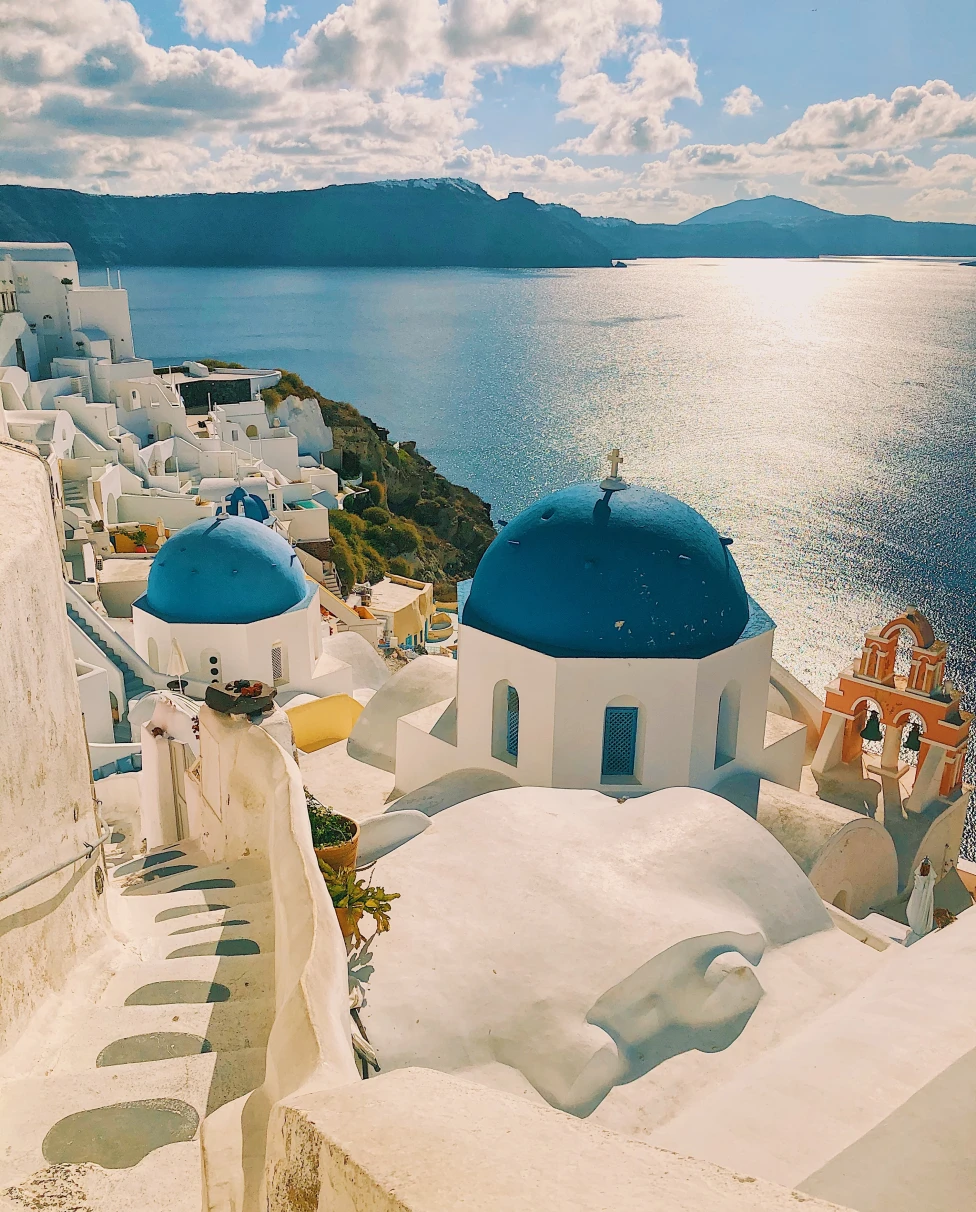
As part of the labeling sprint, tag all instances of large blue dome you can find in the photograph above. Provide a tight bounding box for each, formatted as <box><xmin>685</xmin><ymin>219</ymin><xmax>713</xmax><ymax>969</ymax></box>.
<box><xmin>143</xmin><ymin>515</ymin><xmax>309</xmax><ymax>624</ymax></box>
<box><xmin>463</xmin><ymin>482</ymin><xmax>750</xmax><ymax>659</ymax></box>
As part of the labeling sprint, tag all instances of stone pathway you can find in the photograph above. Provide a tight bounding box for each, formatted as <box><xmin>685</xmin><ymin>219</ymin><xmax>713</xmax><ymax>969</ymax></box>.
<box><xmin>0</xmin><ymin>811</ymin><xmax>273</xmax><ymax>1212</ymax></box>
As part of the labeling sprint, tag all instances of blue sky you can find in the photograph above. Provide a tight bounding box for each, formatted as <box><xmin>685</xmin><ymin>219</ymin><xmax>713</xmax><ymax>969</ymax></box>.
<box><xmin>4</xmin><ymin>0</ymin><xmax>976</xmax><ymax>220</ymax></box>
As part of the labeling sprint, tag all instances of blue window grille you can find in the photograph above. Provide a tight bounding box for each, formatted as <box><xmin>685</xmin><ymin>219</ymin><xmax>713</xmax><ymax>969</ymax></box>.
<box><xmin>506</xmin><ymin>687</ymin><xmax>520</xmax><ymax>759</ymax></box>
<box><xmin>602</xmin><ymin>707</ymin><xmax>638</xmax><ymax>779</ymax></box>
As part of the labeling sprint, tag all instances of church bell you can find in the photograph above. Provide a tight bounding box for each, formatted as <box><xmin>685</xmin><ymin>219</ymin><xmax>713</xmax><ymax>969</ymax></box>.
<box><xmin>859</xmin><ymin>710</ymin><xmax>883</xmax><ymax>743</ymax></box>
<box><xmin>904</xmin><ymin>722</ymin><xmax>922</xmax><ymax>752</ymax></box>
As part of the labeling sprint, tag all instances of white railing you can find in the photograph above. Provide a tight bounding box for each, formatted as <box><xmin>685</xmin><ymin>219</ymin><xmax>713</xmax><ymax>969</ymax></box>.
<box><xmin>63</xmin><ymin>580</ymin><xmax>209</xmax><ymax>700</ymax></box>
<box><xmin>0</xmin><ymin>828</ymin><xmax>112</xmax><ymax>904</ymax></box>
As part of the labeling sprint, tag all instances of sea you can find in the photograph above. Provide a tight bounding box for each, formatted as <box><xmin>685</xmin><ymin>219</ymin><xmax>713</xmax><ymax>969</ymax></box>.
<box><xmin>81</xmin><ymin>258</ymin><xmax>976</xmax><ymax>735</ymax></box>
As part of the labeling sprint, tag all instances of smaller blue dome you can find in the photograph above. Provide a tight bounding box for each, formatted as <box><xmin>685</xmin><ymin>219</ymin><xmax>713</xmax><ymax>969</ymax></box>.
<box><xmin>463</xmin><ymin>482</ymin><xmax>750</xmax><ymax>659</ymax></box>
<box><xmin>144</xmin><ymin>515</ymin><xmax>308</xmax><ymax>624</ymax></box>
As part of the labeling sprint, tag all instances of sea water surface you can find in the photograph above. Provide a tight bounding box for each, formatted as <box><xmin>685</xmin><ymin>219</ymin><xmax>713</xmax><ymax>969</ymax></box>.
<box><xmin>84</xmin><ymin>259</ymin><xmax>976</xmax><ymax>713</ymax></box>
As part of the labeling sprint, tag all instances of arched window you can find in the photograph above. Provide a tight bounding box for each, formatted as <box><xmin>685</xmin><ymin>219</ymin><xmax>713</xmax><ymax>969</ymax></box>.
<box><xmin>245</xmin><ymin>424</ymin><xmax>259</xmax><ymax>439</ymax></box>
<box><xmin>147</xmin><ymin>637</ymin><xmax>159</xmax><ymax>672</ymax></box>
<box><xmin>271</xmin><ymin>642</ymin><xmax>288</xmax><ymax>687</ymax></box>
<box><xmin>602</xmin><ymin>705</ymin><xmax>639</xmax><ymax>781</ymax></box>
<box><xmin>491</xmin><ymin>681</ymin><xmax>519</xmax><ymax>765</ymax></box>
<box><xmin>715</xmin><ymin>681</ymin><xmax>741</xmax><ymax>768</ymax></box>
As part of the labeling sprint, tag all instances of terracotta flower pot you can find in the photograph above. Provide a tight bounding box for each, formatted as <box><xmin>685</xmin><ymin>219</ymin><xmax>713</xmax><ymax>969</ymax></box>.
<box><xmin>314</xmin><ymin>816</ymin><xmax>360</xmax><ymax>878</ymax></box>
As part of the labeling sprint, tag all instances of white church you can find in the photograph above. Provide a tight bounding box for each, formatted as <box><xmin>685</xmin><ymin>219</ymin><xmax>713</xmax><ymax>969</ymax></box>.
<box><xmin>391</xmin><ymin>456</ymin><xmax>805</xmax><ymax>811</ymax></box>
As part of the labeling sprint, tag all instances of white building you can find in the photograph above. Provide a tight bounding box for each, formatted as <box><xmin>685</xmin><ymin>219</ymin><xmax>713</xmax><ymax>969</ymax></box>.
<box><xmin>132</xmin><ymin>513</ymin><xmax>352</xmax><ymax>699</ymax></box>
<box><xmin>393</xmin><ymin>476</ymin><xmax>805</xmax><ymax>809</ymax></box>
<box><xmin>0</xmin><ymin>242</ymin><xmax>135</xmax><ymax>377</ymax></box>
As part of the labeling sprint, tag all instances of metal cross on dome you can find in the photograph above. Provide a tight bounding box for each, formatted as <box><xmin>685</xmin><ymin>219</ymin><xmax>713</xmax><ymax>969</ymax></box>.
<box><xmin>600</xmin><ymin>447</ymin><xmax>627</xmax><ymax>491</ymax></box>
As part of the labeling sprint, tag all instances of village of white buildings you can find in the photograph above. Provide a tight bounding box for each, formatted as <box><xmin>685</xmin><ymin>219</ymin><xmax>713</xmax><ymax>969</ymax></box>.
<box><xmin>0</xmin><ymin>239</ymin><xmax>973</xmax><ymax>1212</ymax></box>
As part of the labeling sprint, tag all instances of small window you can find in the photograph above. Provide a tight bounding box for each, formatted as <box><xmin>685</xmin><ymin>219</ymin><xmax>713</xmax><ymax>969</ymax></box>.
<box><xmin>271</xmin><ymin>642</ymin><xmax>288</xmax><ymax>686</ymax></box>
<box><xmin>715</xmin><ymin>682</ymin><xmax>741</xmax><ymax>768</ymax></box>
<box><xmin>231</xmin><ymin>428</ymin><xmax>240</xmax><ymax>441</ymax></box>
<box><xmin>506</xmin><ymin>687</ymin><xmax>520</xmax><ymax>759</ymax></box>
<box><xmin>245</xmin><ymin>424</ymin><xmax>259</xmax><ymax>439</ymax></box>
<box><xmin>602</xmin><ymin>706</ymin><xmax>639</xmax><ymax>780</ymax></box>
<box><xmin>205</xmin><ymin>651</ymin><xmax>221</xmax><ymax>685</ymax></box>
<box><xmin>491</xmin><ymin>680</ymin><xmax>519</xmax><ymax>766</ymax></box>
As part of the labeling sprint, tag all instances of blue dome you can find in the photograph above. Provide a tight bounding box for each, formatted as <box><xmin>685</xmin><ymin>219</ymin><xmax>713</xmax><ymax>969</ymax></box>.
<box><xmin>144</xmin><ymin>515</ymin><xmax>308</xmax><ymax>624</ymax></box>
<box><xmin>463</xmin><ymin>482</ymin><xmax>749</xmax><ymax>659</ymax></box>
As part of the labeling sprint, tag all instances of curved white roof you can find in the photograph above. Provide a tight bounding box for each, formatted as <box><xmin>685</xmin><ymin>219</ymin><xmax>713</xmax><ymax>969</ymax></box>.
<box><xmin>0</xmin><ymin>242</ymin><xmax>76</xmax><ymax>262</ymax></box>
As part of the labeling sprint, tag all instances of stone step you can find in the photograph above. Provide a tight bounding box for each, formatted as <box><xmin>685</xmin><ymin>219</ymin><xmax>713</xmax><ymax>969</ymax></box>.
<box><xmin>0</xmin><ymin>1140</ymin><xmax>201</xmax><ymax>1212</ymax></box>
<box><xmin>112</xmin><ymin>855</ymin><xmax>269</xmax><ymax>899</ymax></box>
<box><xmin>138</xmin><ymin>918</ymin><xmax>274</xmax><ymax>962</ymax></box>
<box><xmin>0</xmin><ymin>1048</ymin><xmax>265</xmax><ymax>1190</ymax></box>
<box><xmin>128</xmin><ymin>898</ymin><xmax>273</xmax><ymax>943</ymax></box>
<box><xmin>98</xmin><ymin>954</ymin><xmax>275</xmax><ymax>1009</ymax></box>
<box><xmin>112</xmin><ymin>882</ymin><xmax>274</xmax><ymax>945</ymax></box>
<box><xmin>44</xmin><ymin>999</ymin><xmax>275</xmax><ymax>1076</ymax></box>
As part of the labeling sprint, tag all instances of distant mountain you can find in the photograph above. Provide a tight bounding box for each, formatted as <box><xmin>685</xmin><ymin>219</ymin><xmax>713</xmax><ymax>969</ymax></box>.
<box><xmin>545</xmin><ymin>193</ymin><xmax>976</xmax><ymax>259</ymax></box>
<box><xmin>0</xmin><ymin>179</ymin><xmax>611</xmax><ymax>269</ymax></box>
<box><xmin>4</xmin><ymin>181</ymin><xmax>976</xmax><ymax>266</ymax></box>
<box><xmin>680</xmin><ymin>196</ymin><xmax>839</xmax><ymax>226</ymax></box>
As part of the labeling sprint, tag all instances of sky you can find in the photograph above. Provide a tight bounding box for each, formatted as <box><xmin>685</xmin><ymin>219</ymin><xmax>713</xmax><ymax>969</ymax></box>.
<box><xmin>4</xmin><ymin>0</ymin><xmax>976</xmax><ymax>222</ymax></box>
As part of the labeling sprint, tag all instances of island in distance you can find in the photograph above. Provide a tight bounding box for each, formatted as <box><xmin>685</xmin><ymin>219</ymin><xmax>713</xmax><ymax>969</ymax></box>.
<box><xmin>4</xmin><ymin>177</ymin><xmax>976</xmax><ymax>267</ymax></box>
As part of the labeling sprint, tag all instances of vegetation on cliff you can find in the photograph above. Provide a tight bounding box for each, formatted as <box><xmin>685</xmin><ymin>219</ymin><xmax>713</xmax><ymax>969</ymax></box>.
<box><xmin>259</xmin><ymin>369</ymin><xmax>496</xmax><ymax>598</ymax></box>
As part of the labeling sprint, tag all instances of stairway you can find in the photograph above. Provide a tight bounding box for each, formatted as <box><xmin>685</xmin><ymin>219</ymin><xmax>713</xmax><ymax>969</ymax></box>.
<box><xmin>66</xmin><ymin>602</ymin><xmax>154</xmax><ymax>741</ymax></box>
<box><xmin>0</xmin><ymin>814</ymin><xmax>274</xmax><ymax>1212</ymax></box>
<box><xmin>62</xmin><ymin>480</ymin><xmax>91</xmax><ymax>516</ymax></box>
<box><xmin>322</xmin><ymin>565</ymin><xmax>343</xmax><ymax>598</ymax></box>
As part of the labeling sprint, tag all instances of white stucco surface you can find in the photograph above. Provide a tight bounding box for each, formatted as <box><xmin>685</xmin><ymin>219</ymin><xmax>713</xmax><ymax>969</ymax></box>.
<box><xmin>348</xmin><ymin>655</ymin><xmax>457</xmax><ymax>773</ymax></box>
<box><xmin>319</xmin><ymin>630</ymin><xmax>391</xmax><ymax>692</ymax></box>
<box><xmin>757</xmin><ymin>781</ymin><xmax>898</xmax><ymax>917</ymax></box>
<box><xmin>649</xmin><ymin>907</ymin><xmax>976</xmax><ymax>1209</ymax></box>
<box><xmin>358</xmin><ymin>785</ymin><xmax>882</xmax><ymax>1136</ymax></box>
<box><xmin>299</xmin><ymin>740</ymin><xmax>396</xmax><ymax>822</ymax></box>
<box><xmin>266</xmin><ymin>1068</ymin><xmax>852</xmax><ymax>1212</ymax></box>
<box><xmin>0</xmin><ymin>446</ymin><xmax>108</xmax><ymax>1054</ymax></box>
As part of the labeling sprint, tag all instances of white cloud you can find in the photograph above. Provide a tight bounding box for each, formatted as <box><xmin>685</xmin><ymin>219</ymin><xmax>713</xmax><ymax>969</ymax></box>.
<box><xmin>903</xmin><ymin>187</ymin><xmax>973</xmax><ymax>220</ymax></box>
<box><xmin>734</xmin><ymin>178</ymin><xmax>769</xmax><ymax>199</ymax></box>
<box><xmin>770</xmin><ymin>79</ymin><xmax>976</xmax><ymax>152</ymax></box>
<box><xmin>180</xmin><ymin>0</ymin><xmax>267</xmax><ymax>43</ymax></box>
<box><xmin>722</xmin><ymin>85</ymin><xmax>761</xmax><ymax>117</ymax></box>
<box><xmin>267</xmin><ymin>5</ymin><xmax>296</xmax><ymax>22</ymax></box>
<box><xmin>804</xmin><ymin>150</ymin><xmax>916</xmax><ymax>187</ymax></box>
<box><xmin>557</xmin><ymin>42</ymin><xmax>700</xmax><ymax>156</ymax></box>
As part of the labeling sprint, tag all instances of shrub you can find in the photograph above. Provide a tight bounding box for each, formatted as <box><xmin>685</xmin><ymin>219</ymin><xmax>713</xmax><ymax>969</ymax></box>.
<box><xmin>362</xmin><ymin>506</ymin><xmax>392</xmax><ymax>526</ymax></box>
<box><xmin>360</xmin><ymin>543</ymin><xmax>387</xmax><ymax>583</ymax></box>
<box><xmin>330</xmin><ymin>532</ymin><xmax>362</xmax><ymax>592</ymax></box>
<box><xmin>411</xmin><ymin>497</ymin><xmax>447</xmax><ymax>527</ymax></box>
<box><xmin>388</xmin><ymin>557</ymin><xmax>412</xmax><ymax>577</ymax></box>
<box><xmin>328</xmin><ymin>510</ymin><xmax>366</xmax><ymax>536</ymax></box>
<box><xmin>365</xmin><ymin>519</ymin><xmax>419</xmax><ymax>558</ymax></box>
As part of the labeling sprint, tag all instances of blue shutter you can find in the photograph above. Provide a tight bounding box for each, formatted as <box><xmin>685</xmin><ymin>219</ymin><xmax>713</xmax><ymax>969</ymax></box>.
<box><xmin>602</xmin><ymin>707</ymin><xmax>638</xmax><ymax>778</ymax></box>
<box><xmin>506</xmin><ymin>686</ymin><xmax>520</xmax><ymax>758</ymax></box>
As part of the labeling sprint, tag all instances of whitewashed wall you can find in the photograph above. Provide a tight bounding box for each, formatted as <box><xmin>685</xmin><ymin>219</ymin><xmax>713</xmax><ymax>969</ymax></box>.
<box><xmin>0</xmin><ymin>445</ymin><xmax>108</xmax><ymax>1053</ymax></box>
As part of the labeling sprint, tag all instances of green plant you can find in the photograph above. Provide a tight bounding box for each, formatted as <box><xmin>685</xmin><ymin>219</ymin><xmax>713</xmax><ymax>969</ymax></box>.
<box><xmin>319</xmin><ymin>863</ymin><xmax>400</xmax><ymax>946</ymax></box>
<box><xmin>306</xmin><ymin>789</ymin><xmax>356</xmax><ymax>848</ymax></box>
<box><xmin>362</xmin><ymin>506</ymin><xmax>391</xmax><ymax>526</ymax></box>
